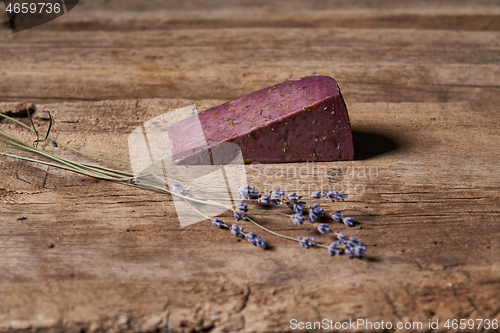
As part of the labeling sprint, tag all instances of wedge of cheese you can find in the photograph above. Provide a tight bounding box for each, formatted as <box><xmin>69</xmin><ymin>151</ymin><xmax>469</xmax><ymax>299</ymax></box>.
<box><xmin>169</xmin><ymin>75</ymin><xmax>354</xmax><ymax>164</ymax></box>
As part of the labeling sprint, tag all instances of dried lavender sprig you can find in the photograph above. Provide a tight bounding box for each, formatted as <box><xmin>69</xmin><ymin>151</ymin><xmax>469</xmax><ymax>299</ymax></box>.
<box><xmin>231</xmin><ymin>224</ymin><xmax>245</xmax><ymax>237</ymax></box>
<box><xmin>308</xmin><ymin>203</ymin><xmax>325</xmax><ymax>222</ymax></box>
<box><xmin>0</xmin><ymin>112</ymin><xmax>228</xmax><ymax>194</ymax></box>
<box><xmin>238</xmin><ymin>190</ymin><xmax>367</xmax><ymax>256</ymax></box>
<box><xmin>170</xmin><ymin>183</ymin><xmax>193</xmax><ymax>202</ymax></box>
<box><xmin>343</xmin><ymin>217</ymin><xmax>356</xmax><ymax>227</ymax></box>
<box><xmin>237</xmin><ymin>186</ymin><xmax>261</xmax><ymax>200</ymax></box>
<box><xmin>258</xmin><ymin>193</ymin><xmax>270</xmax><ymax>204</ymax></box>
<box><xmin>6</xmin><ymin>143</ymin><xmax>220</xmax><ymax>207</ymax></box>
<box><xmin>257</xmin><ymin>188</ymin><xmax>349</xmax><ymax>223</ymax></box>
<box><xmin>181</xmin><ymin>193</ymin><xmax>300</xmax><ymax>245</ymax></box>
<box><xmin>292</xmin><ymin>201</ymin><xmax>307</xmax><ymax>215</ymax></box>
<box><xmin>0</xmin><ymin>115</ymin><xmax>227</xmax><ymax>195</ymax></box>
<box><xmin>186</xmin><ymin>203</ymin><xmax>263</xmax><ymax>250</ymax></box>
<box><xmin>291</xmin><ymin>213</ymin><xmax>305</xmax><ymax>225</ymax></box>
<box><xmin>234</xmin><ymin>202</ymin><xmax>249</xmax><ymax>221</ymax></box>
<box><xmin>246</xmin><ymin>231</ymin><xmax>266</xmax><ymax>249</ymax></box>
<box><xmin>248</xmin><ymin>188</ymin><xmax>357</xmax><ymax>235</ymax></box>
<box><xmin>311</xmin><ymin>190</ymin><xmax>325</xmax><ymax>198</ymax></box>
<box><xmin>1</xmin><ymin>140</ymin><xmax>124</xmax><ymax>182</ymax></box>
<box><xmin>159</xmin><ymin>182</ymin><xmax>366</xmax><ymax>254</ymax></box>
<box><xmin>122</xmin><ymin>178</ymin><xmax>140</xmax><ymax>183</ymax></box>
<box><xmin>8</xmin><ymin>145</ymin><xmax>360</xmax><ymax>255</ymax></box>
<box><xmin>269</xmin><ymin>188</ymin><xmax>285</xmax><ymax>206</ymax></box>
<box><xmin>326</xmin><ymin>191</ymin><xmax>347</xmax><ymax>202</ymax></box>
<box><xmin>297</xmin><ymin>236</ymin><xmax>316</xmax><ymax>249</ymax></box>
<box><xmin>328</xmin><ymin>242</ymin><xmax>344</xmax><ymax>256</ymax></box>
<box><xmin>287</xmin><ymin>192</ymin><xmax>302</xmax><ymax>203</ymax></box>
<box><xmin>245</xmin><ymin>213</ymin><xmax>358</xmax><ymax>254</ymax></box>
<box><xmin>317</xmin><ymin>223</ymin><xmax>333</xmax><ymax>235</ymax></box>
<box><xmin>0</xmin><ymin>128</ymin><xmax>199</xmax><ymax>200</ymax></box>
<box><xmin>328</xmin><ymin>232</ymin><xmax>367</xmax><ymax>258</ymax></box>
<box><xmin>212</xmin><ymin>218</ymin><xmax>229</xmax><ymax>229</ymax></box>
<box><xmin>1</xmin><ymin>116</ymin><xmax>363</xmax><ymax>256</ymax></box>
<box><xmin>331</xmin><ymin>211</ymin><xmax>356</xmax><ymax>227</ymax></box>
<box><xmin>3</xmin><ymin>137</ymin><xmax>357</xmax><ymax>252</ymax></box>
<box><xmin>212</xmin><ymin>218</ymin><xmax>266</xmax><ymax>249</ymax></box>
<box><xmin>236</xmin><ymin>187</ymin><xmax>347</xmax><ymax>231</ymax></box>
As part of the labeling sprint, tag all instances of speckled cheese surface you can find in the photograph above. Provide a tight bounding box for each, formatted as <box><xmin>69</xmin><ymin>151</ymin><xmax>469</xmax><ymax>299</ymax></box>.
<box><xmin>169</xmin><ymin>75</ymin><xmax>354</xmax><ymax>164</ymax></box>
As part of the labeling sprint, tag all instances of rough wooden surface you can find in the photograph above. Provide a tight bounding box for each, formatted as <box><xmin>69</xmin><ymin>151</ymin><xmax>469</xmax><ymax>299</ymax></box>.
<box><xmin>0</xmin><ymin>1</ymin><xmax>499</xmax><ymax>332</ymax></box>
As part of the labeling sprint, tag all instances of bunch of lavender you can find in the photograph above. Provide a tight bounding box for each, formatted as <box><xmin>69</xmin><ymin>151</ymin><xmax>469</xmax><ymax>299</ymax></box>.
<box><xmin>0</xmin><ymin>113</ymin><xmax>367</xmax><ymax>259</ymax></box>
<box><xmin>328</xmin><ymin>233</ymin><xmax>367</xmax><ymax>258</ymax></box>
<box><xmin>196</xmin><ymin>183</ymin><xmax>367</xmax><ymax>258</ymax></box>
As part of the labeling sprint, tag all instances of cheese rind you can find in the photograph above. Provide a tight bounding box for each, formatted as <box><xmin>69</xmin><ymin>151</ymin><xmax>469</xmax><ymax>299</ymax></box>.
<box><xmin>169</xmin><ymin>75</ymin><xmax>354</xmax><ymax>164</ymax></box>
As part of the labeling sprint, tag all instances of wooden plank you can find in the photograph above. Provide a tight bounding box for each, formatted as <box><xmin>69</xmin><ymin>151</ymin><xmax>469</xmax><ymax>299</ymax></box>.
<box><xmin>3</xmin><ymin>0</ymin><xmax>500</xmax><ymax>31</ymax></box>
<box><xmin>1</xmin><ymin>27</ymin><xmax>499</xmax><ymax>104</ymax></box>
<box><xmin>0</xmin><ymin>0</ymin><xmax>499</xmax><ymax>331</ymax></box>
<box><xmin>0</xmin><ymin>100</ymin><xmax>498</xmax><ymax>332</ymax></box>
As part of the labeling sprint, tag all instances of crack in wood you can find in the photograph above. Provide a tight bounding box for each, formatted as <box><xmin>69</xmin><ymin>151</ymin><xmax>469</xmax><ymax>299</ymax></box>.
<box><xmin>384</xmin><ymin>293</ymin><xmax>402</xmax><ymax>322</ymax></box>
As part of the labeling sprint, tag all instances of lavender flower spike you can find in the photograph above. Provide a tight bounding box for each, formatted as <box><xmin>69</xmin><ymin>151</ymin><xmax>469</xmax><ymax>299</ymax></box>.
<box><xmin>291</xmin><ymin>213</ymin><xmax>305</xmax><ymax>225</ymax></box>
<box><xmin>332</xmin><ymin>210</ymin><xmax>343</xmax><ymax>222</ymax></box>
<box><xmin>258</xmin><ymin>193</ymin><xmax>270</xmax><ymax>204</ymax></box>
<box><xmin>287</xmin><ymin>192</ymin><xmax>302</xmax><ymax>203</ymax></box>
<box><xmin>255</xmin><ymin>237</ymin><xmax>267</xmax><ymax>249</ymax></box>
<box><xmin>231</xmin><ymin>224</ymin><xmax>245</xmax><ymax>238</ymax></box>
<box><xmin>317</xmin><ymin>223</ymin><xmax>333</xmax><ymax>235</ymax></box>
<box><xmin>123</xmin><ymin>177</ymin><xmax>140</xmax><ymax>183</ymax></box>
<box><xmin>331</xmin><ymin>233</ymin><xmax>367</xmax><ymax>258</ymax></box>
<box><xmin>311</xmin><ymin>190</ymin><xmax>325</xmax><ymax>199</ymax></box>
<box><xmin>297</xmin><ymin>236</ymin><xmax>316</xmax><ymax>249</ymax></box>
<box><xmin>331</xmin><ymin>211</ymin><xmax>355</xmax><ymax>227</ymax></box>
<box><xmin>171</xmin><ymin>182</ymin><xmax>190</xmax><ymax>200</ymax></box>
<box><xmin>238</xmin><ymin>185</ymin><xmax>261</xmax><ymax>200</ymax></box>
<box><xmin>246</xmin><ymin>231</ymin><xmax>256</xmax><ymax>244</ymax></box>
<box><xmin>270</xmin><ymin>188</ymin><xmax>284</xmax><ymax>199</ymax></box>
<box><xmin>246</xmin><ymin>232</ymin><xmax>267</xmax><ymax>249</ymax></box>
<box><xmin>328</xmin><ymin>241</ymin><xmax>344</xmax><ymax>256</ymax></box>
<box><xmin>212</xmin><ymin>218</ymin><xmax>228</xmax><ymax>229</ymax></box>
<box><xmin>237</xmin><ymin>185</ymin><xmax>252</xmax><ymax>198</ymax></box>
<box><xmin>343</xmin><ymin>217</ymin><xmax>356</xmax><ymax>227</ymax></box>
<box><xmin>346</xmin><ymin>239</ymin><xmax>367</xmax><ymax>258</ymax></box>
<box><xmin>308</xmin><ymin>203</ymin><xmax>324</xmax><ymax>222</ymax></box>
<box><xmin>270</xmin><ymin>188</ymin><xmax>285</xmax><ymax>206</ymax></box>
<box><xmin>234</xmin><ymin>203</ymin><xmax>248</xmax><ymax>221</ymax></box>
<box><xmin>293</xmin><ymin>202</ymin><xmax>307</xmax><ymax>215</ymax></box>
<box><xmin>326</xmin><ymin>190</ymin><xmax>347</xmax><ymax>202</ymax></box>
<box><xmin>336</xmin><ymin>232</ymin><xmax>347</xmax><ymax>241</ymax></box>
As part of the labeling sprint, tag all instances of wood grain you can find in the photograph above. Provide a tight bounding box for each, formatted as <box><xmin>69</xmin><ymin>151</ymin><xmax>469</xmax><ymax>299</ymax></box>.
<box><xmin>0</xmin><ymin>99</ymin><xmax>498</xmax><ymax>332</ymax></box>
<box><xmin>0</xmin><ymin>1</ymin><xmax>499</xmax><ymax>332</ymax></box>
<box><xmin>1</xmin><ymin>1</ymin><xmax>500</xmax><ymax>105</ymax></box>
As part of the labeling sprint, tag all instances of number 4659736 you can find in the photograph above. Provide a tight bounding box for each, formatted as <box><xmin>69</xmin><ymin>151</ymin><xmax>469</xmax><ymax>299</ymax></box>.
<box><xmin>6</xmin><ymin>2</ymin><xmax>61</xmax><ymax>14</ymax></box>
<box><xmin>444</xmin><ymin>319</ymin><xmax>498</xmax><ymax>330</ymax></box>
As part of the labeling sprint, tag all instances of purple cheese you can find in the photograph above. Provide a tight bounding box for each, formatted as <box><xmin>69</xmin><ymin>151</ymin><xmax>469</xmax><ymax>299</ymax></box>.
<box><xmin>169</xmin><ymin>75</ymin><xmax>354</xmax><ymax>164</ymax></box>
